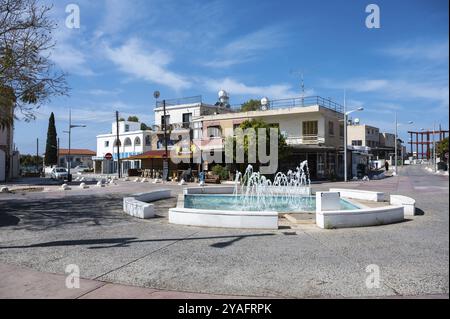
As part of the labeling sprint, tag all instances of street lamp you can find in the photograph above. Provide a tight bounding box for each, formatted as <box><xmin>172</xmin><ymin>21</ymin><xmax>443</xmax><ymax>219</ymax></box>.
<box><xmin>421</xmin><ymin>124</ymin><xmax>437</xmax><ymax>172</ymax></box>
<box><xmin>63</xmin><ymin>108</ymin><xmax>86</xmax><ymax>181</ymax></box>
<box><xmin>394</xmin><ymin>113</ymin><xmax>413</xmax><ymax>176</ymax></box>
<box><xmin>343</xmin><ymin>92</ymin><xmax>364</xmax><ymax>182</ymax></box>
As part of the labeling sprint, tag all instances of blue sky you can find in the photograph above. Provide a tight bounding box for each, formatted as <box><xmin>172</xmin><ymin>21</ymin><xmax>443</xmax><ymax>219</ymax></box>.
<box><xmin>14</xmin><ymin>0</ymin><xmax>449</xmax><ymax>154</ymax></box>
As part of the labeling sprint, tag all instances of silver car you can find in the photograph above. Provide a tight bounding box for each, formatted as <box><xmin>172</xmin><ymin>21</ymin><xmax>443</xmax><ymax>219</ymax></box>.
<box><xmin>51</xmin><ymin>167</ymin><xmax>68</xmax><ymax>180</ymax></box>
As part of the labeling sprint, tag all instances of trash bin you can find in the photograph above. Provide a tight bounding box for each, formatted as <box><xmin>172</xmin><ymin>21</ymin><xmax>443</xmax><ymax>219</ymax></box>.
<box><xmin>437</xmin><ymin>162</ymin><xmax>448</xmax><ymax>171</ymax></box>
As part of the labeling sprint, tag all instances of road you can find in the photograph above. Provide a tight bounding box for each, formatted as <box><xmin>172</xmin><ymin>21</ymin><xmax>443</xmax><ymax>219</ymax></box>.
<box><xmin>0</xmin><ymin>165</ymin><xmax>448</xmax><ymax>298</ymax></box>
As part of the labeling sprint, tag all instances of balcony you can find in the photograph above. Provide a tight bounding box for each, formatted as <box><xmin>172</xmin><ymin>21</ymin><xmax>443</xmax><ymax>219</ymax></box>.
<box><xmin>156</xmin><ymin>95</ymin><xmax>202</xmax><ymax>108</ymax></box>
<box><xmin>286</xmin><ymin>135</ymin><xmax>326</xmax><ymax>146</ymax></box>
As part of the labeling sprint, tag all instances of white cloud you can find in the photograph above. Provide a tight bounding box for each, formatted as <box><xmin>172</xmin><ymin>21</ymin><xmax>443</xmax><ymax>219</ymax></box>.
<box><xmin>104</xmin><ymin>38</ymin><xmax>191</xmax><ymax>91</ymax></box>
<box><xmin>382</xmin><ymin>39</ymin><xmax>449</xmax><ymax>62</ymax></box>
<box><xmin>203</xmin><ymin>77</ymin><xmax>305</xmax><ymax>99</ymax></box>
<box><xmin>204</xmin><ymin>25</ymin><xmax>288</xmax><ymax>68</ymax></box>
<box><xmin>50</xmin><ymin>25</ymin><xmax>95</xmax><ymax>76</ymax></box>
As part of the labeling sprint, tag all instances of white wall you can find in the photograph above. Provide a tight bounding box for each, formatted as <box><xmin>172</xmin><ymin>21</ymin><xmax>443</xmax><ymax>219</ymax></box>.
<box><xmin>154</xmin><ymin>104</ymin><xmax>202</xmax><ymax>127</ymax></box>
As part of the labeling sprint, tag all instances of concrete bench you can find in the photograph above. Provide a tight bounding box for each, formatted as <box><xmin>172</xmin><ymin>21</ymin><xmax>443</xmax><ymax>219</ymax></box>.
<box><xmin>390</xmin><ymin>195</ymin><xmax>416</xmax><ymax>216</ymax></box>
<box><xmin>123</xmin><ymin>189</ymin><xmax>172</xmax><ymax>219</ymax></box>
<box><xmin>329</xmin><ymin>188</ymin><xmax>386</xmax><ymax>202</ymax></box>
<box><xmin>123</xmin><ymin>197</ymin><xmax>155</xmax><ymax>219</ymax></box>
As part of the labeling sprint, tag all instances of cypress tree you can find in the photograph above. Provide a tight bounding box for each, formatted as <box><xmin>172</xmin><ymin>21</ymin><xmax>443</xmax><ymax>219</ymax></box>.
<box><xmin>44</xmin><ymin>112</ymin><xmax>58</xmax><ymax>166</ymax></box>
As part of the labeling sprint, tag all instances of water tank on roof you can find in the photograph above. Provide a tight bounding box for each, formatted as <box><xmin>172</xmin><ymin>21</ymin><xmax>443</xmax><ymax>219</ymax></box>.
<box><xmin>261</xmin><ymin>97</ymin><xmax>270</xmax><ymax>111</ymax></box>
<box><xmin>218</xmin><ymin>90</ymin><xmax>230</xmax><ymax>107</ymax></box>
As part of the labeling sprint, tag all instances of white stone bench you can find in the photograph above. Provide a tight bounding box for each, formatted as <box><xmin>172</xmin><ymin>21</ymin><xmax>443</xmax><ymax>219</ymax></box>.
<box><xmin>123</xmin><ymin>197</ymin><xmax>155</xmax><ymax>219</ymax></box>
<box><xmin>390</xmin><ymin>195</ymin><xmax>416</xmax><ymax>216</ymax></box>
<box><xmin>123</xmin><ymin>190</ymin><xmax>172</xmax><ymax>219</ymax></box>
<box><xmin>329</xmin><ymin>188</ymin><xmax>386</xmax><ymax>202</ymax></box>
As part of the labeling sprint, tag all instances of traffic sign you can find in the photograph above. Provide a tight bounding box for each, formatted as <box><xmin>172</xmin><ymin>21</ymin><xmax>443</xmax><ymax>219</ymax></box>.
<box><xmin>104</xmin><ymin>153</ymin><xmax>113</xmax><ymax>160</ymax></box>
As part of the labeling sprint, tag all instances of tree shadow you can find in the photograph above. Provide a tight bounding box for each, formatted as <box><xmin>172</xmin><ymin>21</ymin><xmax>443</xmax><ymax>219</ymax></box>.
<box><xmin>0</xmin><ymin>213</ymin><xmax>20</xmax><ymax>227</ymax></box>
<box><xmin>0</xmin><ymin>195</ymin><xmax>177</xmax><ymax>232</ymax></box>
<box><xmin>0</xmin><ymin>233</ymin><xmax>275</xmax><ymax>250</ymax></box>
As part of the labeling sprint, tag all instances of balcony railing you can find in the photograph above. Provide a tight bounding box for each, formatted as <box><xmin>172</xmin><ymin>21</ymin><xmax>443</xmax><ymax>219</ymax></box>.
<box><xmin>156</xmin><ymin>96</ymin><xmax>202</xmax><ymax>108</ymax></box>
<box><xmin>286</xmin><ymin>135</ymin><xmax>326</xmax><ymax>145</ymax></box>
<box><xmin>231</xmin><ymin>96</ymin><xmax>344</xmax><ymax>113</ymax></box>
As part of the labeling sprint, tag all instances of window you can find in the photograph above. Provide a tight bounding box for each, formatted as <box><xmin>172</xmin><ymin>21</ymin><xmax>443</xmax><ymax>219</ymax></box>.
<box><xmin>207</xmin><ymin>126</ymin><xmax>222</xmax><ymax>138</ymax></box>
<box><xmin>145</xmin><ymin>135</ymin><xmax>151</xmax><ymax>146</ymax></box>
<box><xmin>161</xmin><ymin>115</ymin><xmax>170</xmax><ymax>127</ymax></box>
<box><xmin>134</xmin><ymin>137</ymin><xmax>141</xmax><ymax>146</ymax></box>
<box><xmin>182</xmin><ymin>113</ymin><xmax>192</xmax><ymax>125</ymax></box>
<box><xmin>125</xmin><ymin>124</ymin><xmax>130</xmax><ymax>132</ymax></box>
<box><xmin>339</xmin><ymin>123</ymin><xmax>344</xmax><ymax>137</ymax></box>
<box><xmin>124</xmin><ymin>138</ymin><xmax>132</xmax><ymax>146</ymax></box>
<box><xmin>352</xmin><ymin>140</ymin><xmax>362</xmax><ymax>146</ymax></box>
<box><xmin>328</xmin><ymin>121</ymin><xmax>335</xmax><ymax>136</ymax></box>
<box><xmin>104</xmin><ymin>141</ymin><xmax>109</xmax><ymax>147</ymax></box>
<box><xmin>302</xmin><ymin>121</ymin><xmax>318</xmax><ymax>136</ymax></box>
<box><xmin>114</xmin><ymin>139</ymin><xmax>121</xmax><ymax>147</ymax></box>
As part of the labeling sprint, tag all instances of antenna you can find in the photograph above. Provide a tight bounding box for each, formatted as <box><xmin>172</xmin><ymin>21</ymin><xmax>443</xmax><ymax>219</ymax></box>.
<box><xmin>290</xmin><ymin>68</ymin><xmax>306</xmax><ymax>106</ymax></box>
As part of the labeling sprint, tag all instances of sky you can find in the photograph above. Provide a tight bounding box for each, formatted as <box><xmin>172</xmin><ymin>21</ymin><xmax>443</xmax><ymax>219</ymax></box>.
<box><xmin>12</xmin><ymin>0</ymin><xmax>449</xmax><ymax>155</ymax></box>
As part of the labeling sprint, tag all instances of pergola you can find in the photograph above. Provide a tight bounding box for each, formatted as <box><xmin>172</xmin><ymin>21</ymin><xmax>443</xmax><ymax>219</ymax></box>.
<box><xmin>408</xmin><ymin>127</ymin><xmax>449</xmax><ymax>160</ymax></box>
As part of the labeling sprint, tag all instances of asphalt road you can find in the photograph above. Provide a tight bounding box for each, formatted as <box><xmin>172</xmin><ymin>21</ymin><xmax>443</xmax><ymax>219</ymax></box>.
<box><xmin>0</xmin><ymin>165</ymin><xmax>448</xmax><ymax>298</ymax></box>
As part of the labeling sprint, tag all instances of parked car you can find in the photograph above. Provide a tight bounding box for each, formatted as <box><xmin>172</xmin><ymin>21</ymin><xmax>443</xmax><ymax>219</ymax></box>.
<box><xmin>51</xmin><ymin>167</ymin><xmax>68</xmax><ymax>180</ymax></box>
<box><xmin>72</xmin><ymin>165</ymin><xmax>90</xmax><ymax>174</ymax></box>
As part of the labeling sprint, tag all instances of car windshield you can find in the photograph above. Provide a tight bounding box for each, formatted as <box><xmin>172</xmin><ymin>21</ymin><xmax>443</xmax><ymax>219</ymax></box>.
<box><xmin>56</xmin><ymin>169</ymin><xmax>67</xmax><ymax>172</ymax></box>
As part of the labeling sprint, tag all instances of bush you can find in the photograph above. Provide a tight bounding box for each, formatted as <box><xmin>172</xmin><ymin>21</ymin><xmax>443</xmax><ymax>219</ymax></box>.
<box><xmin>212</xmin><ymin>165</ymin><xmax>229</xmax><ymax>181</ymax></box>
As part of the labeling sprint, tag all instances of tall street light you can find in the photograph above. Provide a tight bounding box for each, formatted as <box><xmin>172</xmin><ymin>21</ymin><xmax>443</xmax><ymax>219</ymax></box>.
<box><xmin>343</xmin><ymin>92</ymin><xmax>364</xmax><ymax>182</ymax></box>
<box><xmin>394</xmin><ymin>113</ymin><xmax>413</xmax><ymax>176</ymax></box>
<box><xmin>63</xmin><ymin>108</ymin><xmax>86</xmax><ymax>181</ymax></box>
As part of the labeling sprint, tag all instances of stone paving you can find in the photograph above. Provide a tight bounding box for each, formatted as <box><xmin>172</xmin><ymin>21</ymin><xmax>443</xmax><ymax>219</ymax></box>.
<box><xmin>0</xmin><ymin>165</ymin><xmax>448</xmax><ymax>298</ymax></box>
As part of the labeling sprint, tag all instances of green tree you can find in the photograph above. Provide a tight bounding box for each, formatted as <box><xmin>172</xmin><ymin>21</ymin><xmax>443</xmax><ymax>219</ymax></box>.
<box><xmin>240</xmin><ymin>99</ymin><xmax>261</xmax><ymax>112</ymax></box>
<box><xmin>20</xmin><ymin>154</ymin><xmax>43</xmax><ymax>167</ymax></box>
<box><xmin>44</xmin><ymin>112</ymin><xmax>57</xmax><ymax>166</ymax></box>
<box><xmin>127</xmin><ymin>116</ymin><xmax>139</xmax><ymax>122</ymax></box>
<box><xmin>140</xmin><ymin>122</ymin><xmax>149</xmax><ymax>130</ymax></box>
<box><xmin>437</xmin><ymin>137</ymin><xmax>449</xmax><ymax>159</ymax></box>
<box><xmin>225</xmin><ymin>119</ymin><xmax>290</xmax><ymax>172</ymax></box>
<box><xmin>1</xmin><ymin>0</ymin><xmax>68</xmax><ymax>127</ymax></box>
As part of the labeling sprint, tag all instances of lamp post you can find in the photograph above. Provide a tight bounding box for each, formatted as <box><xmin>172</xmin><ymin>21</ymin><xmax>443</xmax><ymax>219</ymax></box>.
<box><xmin>394</xmin><ymin>114</ymin><xmax>413</xmax><ymax>176</ymax></box>
<box><xmin>343</xmin><ymin>92</ymin><xmax>364</xmax><ymax>182</ymax></box>
<box><xmin>63</xmin><ymin>108</ymin><xmax>86</xmax><ymax>181</ymax></box>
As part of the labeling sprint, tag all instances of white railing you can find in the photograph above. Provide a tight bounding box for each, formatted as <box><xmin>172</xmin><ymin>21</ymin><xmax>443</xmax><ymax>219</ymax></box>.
<box><xmin>286</xmin><ymin>136</ymin><xmax>326</xmax><ymax>145</ymax></box>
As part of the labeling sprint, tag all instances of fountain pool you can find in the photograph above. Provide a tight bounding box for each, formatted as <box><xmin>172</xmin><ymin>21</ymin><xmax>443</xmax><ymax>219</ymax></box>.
<box><xmin>184</xmin><ymin>194</ymin><xmax>359</xmax><ymax>212</ymax></box>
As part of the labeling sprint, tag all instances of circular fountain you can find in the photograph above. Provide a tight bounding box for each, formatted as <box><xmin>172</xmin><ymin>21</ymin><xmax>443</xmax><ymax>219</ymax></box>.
<box><xmin>169</xmin><ymin>161</ymin><xmax>364</xmax><ymax>229</ymax></box>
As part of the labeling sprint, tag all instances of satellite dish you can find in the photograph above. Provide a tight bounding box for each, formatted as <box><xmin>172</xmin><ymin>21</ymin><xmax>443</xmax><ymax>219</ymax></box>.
<box><xmin>153</xmin><ymin>91</ymin><xmax>160</xmax><ymax>99</ymax></box>
<box><xmin>354</xmin><ymin>118</ymin><xmax>360</xmax><ymax>125</ymax></box>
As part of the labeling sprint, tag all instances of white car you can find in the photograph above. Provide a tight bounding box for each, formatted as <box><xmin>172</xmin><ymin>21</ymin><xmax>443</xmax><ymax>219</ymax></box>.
<box><xmin>51</xmin><ymin>167</ymin><xmax>68</xmax><ymax>180</ymax></box>
<box><xmin>72</xmin><ymin>165</ymin><xmax>89</xmax><ymax>174</ymax></box>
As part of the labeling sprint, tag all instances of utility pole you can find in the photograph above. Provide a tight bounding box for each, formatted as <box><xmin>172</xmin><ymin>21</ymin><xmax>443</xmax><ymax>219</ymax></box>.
<box><xmin>394</xmin><ymin>112</ymin><xmax>398</xmax><ymax>176</ymax></box>
<box><xmin>163</xmin><ymin>99</ymin><xmax>170</xmax><ymax>181</ymax></box>
<box><xmin>344</xmin><ymin>91</ymin><xmax>347</xmax><ymax>182</ymax></box>
<box><xmin>116</xmin><ymin>111</ymin><xmax>121</xmax><ymax>178</ymax></box>
<box><xmin>57</xmin><ymin>137</ymin><xmax>60</xmax><ymax>167</ymax></box>
<box><xmin>36</xmin><ymin>138</ymin><xmax>39</xmax><ymax>174</ymax></box>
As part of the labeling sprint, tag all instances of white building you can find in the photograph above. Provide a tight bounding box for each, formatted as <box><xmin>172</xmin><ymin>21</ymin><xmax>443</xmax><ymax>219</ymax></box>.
<box><xmin>94</xmin><ymin>121</ymin><xmax>153</xmax><ymax>174</ymax></box>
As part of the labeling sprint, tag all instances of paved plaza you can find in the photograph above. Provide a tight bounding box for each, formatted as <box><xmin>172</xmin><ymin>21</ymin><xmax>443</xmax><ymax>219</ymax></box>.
<box><xmin>0</xmin><ymin>165</ymin><xmax>448</xmax><ymax>298</ymax></box>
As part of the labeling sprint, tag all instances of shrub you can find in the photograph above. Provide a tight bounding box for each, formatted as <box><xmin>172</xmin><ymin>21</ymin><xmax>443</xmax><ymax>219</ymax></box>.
<box><xmin>212</xmin><ymin>165</ymin><xmax>229</xmax><ymax>181</ymax></box>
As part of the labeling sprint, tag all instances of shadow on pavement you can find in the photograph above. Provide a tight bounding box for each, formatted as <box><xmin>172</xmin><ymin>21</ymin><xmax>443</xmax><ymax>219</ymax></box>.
<box><xmin>0</xmin><ymin>233</ymin><xmax>275</xmax><ymax>250</ymax></box>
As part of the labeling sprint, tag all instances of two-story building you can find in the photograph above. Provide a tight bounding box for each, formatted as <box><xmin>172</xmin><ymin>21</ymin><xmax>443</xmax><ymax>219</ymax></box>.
<box><xmin>94</xmin><ymin>120</ymin><xmax>153</xmax><ymax>174</ymax></box>
<box><xmin>192</xmin><ymin>96</ymin><xmax>345</xmax><ymax>179</ymax></box>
